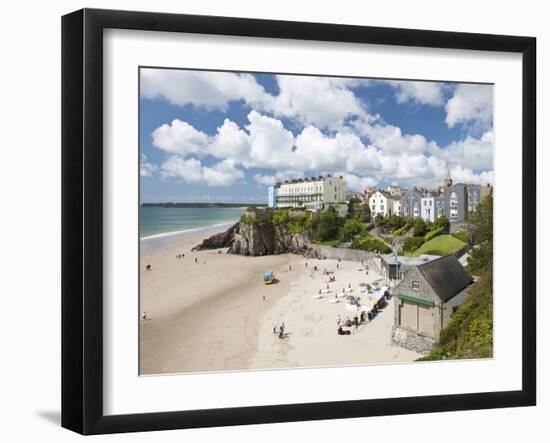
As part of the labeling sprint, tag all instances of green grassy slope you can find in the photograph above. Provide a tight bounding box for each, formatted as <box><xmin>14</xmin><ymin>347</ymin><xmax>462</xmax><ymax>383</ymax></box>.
<box><xmin>409</xmin><ymin>234</ymin><xmax>466</xmax><ymax>256</ymax></box>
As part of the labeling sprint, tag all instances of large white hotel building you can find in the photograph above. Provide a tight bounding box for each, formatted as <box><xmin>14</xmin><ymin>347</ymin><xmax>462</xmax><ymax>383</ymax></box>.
<box><xmin>268</xmin><ymin>175</ymin><xmax>348</xmax><ymax>217</ymax></box>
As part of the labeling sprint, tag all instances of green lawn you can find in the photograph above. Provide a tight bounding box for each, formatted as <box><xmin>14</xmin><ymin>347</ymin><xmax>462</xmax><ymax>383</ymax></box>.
<box><xmin>408</xmin><ymin>235</ymin><xmax>466</xmax><ymax>257</ymax></box>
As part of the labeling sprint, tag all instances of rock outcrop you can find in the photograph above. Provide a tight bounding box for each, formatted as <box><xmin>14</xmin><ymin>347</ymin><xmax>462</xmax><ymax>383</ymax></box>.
<box><xmin>192</xmin><ymin>222</ymin><xmax>239</xmax><ymax>251</ymax></box>
<box><xmin>193</xmin><ymin>208</ymin><xmax>312</xmax><ymax>256</ymax></box>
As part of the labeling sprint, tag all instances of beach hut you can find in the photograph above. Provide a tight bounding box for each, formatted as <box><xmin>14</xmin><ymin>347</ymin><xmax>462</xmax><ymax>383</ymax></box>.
<box><xmin>263</xmin><ymin>271</ymin><xmax>274</xmax><ymax>285</ymax></box>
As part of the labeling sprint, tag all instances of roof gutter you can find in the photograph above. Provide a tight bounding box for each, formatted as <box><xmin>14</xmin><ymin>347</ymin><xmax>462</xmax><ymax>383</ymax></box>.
<box><xmin>396</xmin><ymin>293</ymin><xmax>435</xmax><ymax>307</ymax></box>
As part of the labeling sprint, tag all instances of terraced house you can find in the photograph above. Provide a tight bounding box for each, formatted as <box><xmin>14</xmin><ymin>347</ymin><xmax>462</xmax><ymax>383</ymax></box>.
<box><xmin>268</xmin><ymin>175</ymin><xmax>348</xmax><ymax>217</ymax></box>
<box><xmin>369</xmin><ymin>190</ymin><xmax>394</xmax><ymax>218</ymax></box>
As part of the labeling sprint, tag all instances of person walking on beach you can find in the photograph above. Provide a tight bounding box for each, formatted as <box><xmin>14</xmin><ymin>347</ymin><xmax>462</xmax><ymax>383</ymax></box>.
<box><xmin>354</xmin><ymin>315</ymin><xmax>359</xmax><ymax>330</ymax></box>
<box><xmin>289</xmin><ymin>264</ymin><xmax>292</xmax><ymax>272</ymax></box>
<box><xmin>337</xmin><ymin>314</ymin><xmax>341</xmax><ymax>328</ymax></box>
<box><xmin>195</xmin><ymin>257</ymin><xmax>198</xmax><ymax>263</ymax></box>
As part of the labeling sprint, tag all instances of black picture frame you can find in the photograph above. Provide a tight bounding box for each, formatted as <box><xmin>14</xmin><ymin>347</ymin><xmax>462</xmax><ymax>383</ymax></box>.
<box><xmin>61</xmin><ymin>8</ymin><xmax>537</xmax><ymax>435</ymax></box>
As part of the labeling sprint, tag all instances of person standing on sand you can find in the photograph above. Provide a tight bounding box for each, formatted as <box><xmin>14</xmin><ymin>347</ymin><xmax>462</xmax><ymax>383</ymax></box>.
<box><xmin>337</xmin><ymin>314</ymin><xmax>341</xmax><ymax>327</ymax></box>
<box><xmin>195</xmin><ymin>257</ymin><xmax>198</xmax><ymax>263</ymax></box>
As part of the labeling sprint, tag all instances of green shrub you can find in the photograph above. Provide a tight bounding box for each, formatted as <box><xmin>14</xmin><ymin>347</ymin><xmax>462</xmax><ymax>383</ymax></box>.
<box><xmin>392</xmin><ymin>222</ymin><xmax>411</xmax><ymax>236</ymax></box>
<box><xmin>424</xmin><ymin>226</ymin><xmax>444</xmax><ymax>241</ymax></box>
<box><xmin>350</xmin><ymin>233</ymin><xmax>391</xmax><ymax>254</ymax></box>
<box><xmin>312</xmin><ymin>206</ymin><xmax>342</xmax><ymax>242</ymax></box>
<box><xmin>340</xmin><ymin>218</ymin><xmax>366</xmax><ymax>242</ymax></box>
<box><xmin>434</xmin><ymin>215</ymin><xmax>450</xmax><ymax>233</ymax></box>
<box><xmin>452</xmin><ymin>229</ymin><xmax>470</xmax><ymax>244</ymax></box>
<box><xmin>403</xmin><ymin>236</ymin><xmax>425</xmax><ymax>253</ymax></box>
<box><xmin>240</xmin><ymin>214</ymin><xmax>257</xmax><ymax>225</ymax></box>
<box><xmin>418</xmin><ymin>267</ymin><xmax>493</xmax><ymax>361</ymax></box>
<box><xmin>272</xmin><ymin>209</ymin><xmax>290</xmax><ymax>225</ymax></box>
<box><xmin>412</xmin><ymin>218</ymin><xmax>429</xmax><ymax>237</ymax></box>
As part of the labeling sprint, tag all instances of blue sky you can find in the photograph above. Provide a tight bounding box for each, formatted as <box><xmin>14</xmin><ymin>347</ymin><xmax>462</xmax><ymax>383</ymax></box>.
<box><xmin>140</xmin><ymin>68</ymin><xmax>494</xmax><ymax>203</ymax></box>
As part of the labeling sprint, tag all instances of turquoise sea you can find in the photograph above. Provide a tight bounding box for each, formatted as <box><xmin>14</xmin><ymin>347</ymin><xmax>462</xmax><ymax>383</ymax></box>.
<box><xmin>140</xmin><ymin>206</ymin><xmax>246</xmax><ymax>238</ymax></box>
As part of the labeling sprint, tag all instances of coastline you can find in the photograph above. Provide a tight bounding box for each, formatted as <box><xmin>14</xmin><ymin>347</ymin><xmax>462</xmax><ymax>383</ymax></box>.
<box><xmin>139</xmin><ymin>228</ymin><xmax>304</xmax><ymax>374</ymax></box>
<box><xmin>140</xmin><ymin>222</ymin><xmax>236</xmax><ymax>252</ymax></box>
<box><xmin>139</xmin><ymin>224</ymin><xmax>421</xmax><ymax>375</ymax></box>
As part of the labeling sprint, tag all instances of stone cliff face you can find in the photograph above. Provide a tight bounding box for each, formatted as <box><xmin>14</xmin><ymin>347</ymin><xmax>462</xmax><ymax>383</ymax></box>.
<box><xmin>231</xmin><ymin>222</ymin><xmax>310</xmax><ymax>256</ymax></box>
<box><xmin>192</xmin><ymin>222</ymin><xmax>239</xmax><ymax>251</ymax></box>
<box><xmin>193</xmin><ymin>209</ymin><xmax>312</xmax><ymax>256</ymax></box>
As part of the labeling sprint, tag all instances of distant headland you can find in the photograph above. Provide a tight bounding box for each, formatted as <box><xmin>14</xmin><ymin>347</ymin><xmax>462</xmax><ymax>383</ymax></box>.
<box><xmin>141</xmin><ymin>202</ymin><xmax>267</xmax><ymax>208</ymax></box>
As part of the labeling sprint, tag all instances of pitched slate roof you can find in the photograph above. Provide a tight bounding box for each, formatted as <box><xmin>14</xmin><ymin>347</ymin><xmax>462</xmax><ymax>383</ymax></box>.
<box><xmin>417</xmin><ymin>255</ymin><xmax>473</xmax><ymax>302</ymax></box>
<box><xmin>375</xmin><ymin>190</ymin><xmax>392</xmax><ymax>199</ymax></box>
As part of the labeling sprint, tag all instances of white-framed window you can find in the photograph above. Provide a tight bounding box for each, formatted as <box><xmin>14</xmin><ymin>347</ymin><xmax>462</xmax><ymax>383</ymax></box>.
<box><xmin>412</xmin><ymin>281</ymin><xmax>420</xmax><ymax>291</ymax></box>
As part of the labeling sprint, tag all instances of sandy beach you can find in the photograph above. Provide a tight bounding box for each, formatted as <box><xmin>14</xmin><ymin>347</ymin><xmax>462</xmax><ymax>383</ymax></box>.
<box><xmin>140</xmin><ymin>228</ymin><xmax>420</xmax><ymax>375</ymax></box>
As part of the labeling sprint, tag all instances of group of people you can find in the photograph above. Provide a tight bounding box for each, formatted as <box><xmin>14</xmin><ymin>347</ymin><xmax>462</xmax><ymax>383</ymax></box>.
<box><xmin>273</xmin><ymin>321</ymin><xmax>287</xmax><ymax>339</ymax></box>
<box><xmin>336</xmin><ymin>312</ymin><xmax>367</xmax><ymax>335</ymax></box>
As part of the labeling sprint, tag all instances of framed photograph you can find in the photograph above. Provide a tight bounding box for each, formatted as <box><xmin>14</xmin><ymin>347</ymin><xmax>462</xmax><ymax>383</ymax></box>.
<box><xmin>62</xmin><ymin>8</ymin><xmax>536</xmax><ymax>435</ymax></box>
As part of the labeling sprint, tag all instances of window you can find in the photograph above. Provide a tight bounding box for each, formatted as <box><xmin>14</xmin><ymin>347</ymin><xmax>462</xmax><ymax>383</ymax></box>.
<box><xmin>412</xmin><ymin>281</ymin><xmax>420</xmax><ymax>290</ymax></box>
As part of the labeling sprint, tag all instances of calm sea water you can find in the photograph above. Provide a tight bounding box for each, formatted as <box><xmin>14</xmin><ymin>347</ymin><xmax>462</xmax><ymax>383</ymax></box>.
<box><xmin>140</xmin><ymin>206</ymin><xmax>245</xmax><ymax>238</ymax></box>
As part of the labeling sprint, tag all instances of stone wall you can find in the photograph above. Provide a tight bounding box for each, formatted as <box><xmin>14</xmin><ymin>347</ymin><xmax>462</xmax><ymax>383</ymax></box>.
<box><xmin>391</xmin><ymin>326</ymin><xmax>435</xmax><ymax>354</ymax></box>
<box><xmin>307</xmin><ymin>245</ymin><xmax>382</xmax><ymax>273</ymax></box>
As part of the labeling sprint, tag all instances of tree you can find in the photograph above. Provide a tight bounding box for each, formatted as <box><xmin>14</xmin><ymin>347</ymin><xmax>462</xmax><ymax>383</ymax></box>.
<box><xmin>313</xmin><ymin>206</ymin><xmax>341</xmax><ymax>241</ymax></box>
<box><xmin>434</xmin><ymin>215</ymin><xmax>450</xmax><ymax>233</ymax></box>
<box><xmin>412</xmin><ymin>218</ymin><xmax>429</xmax><ymax>237</ymax></box>
<box><xmin>340</xmin><ymin>218</ymin><xmax>365</xmax><ymax>242</ymax></box>
<box><xmin>419</xmin><ymin>191</ymin><xmax>494</xmax><ymax>362</ymax></box>
<box><xmin>467</xmin><ymin>191</ymin><xmax>493</xmax><ymax>274</ymax></box>
<box><xmin>348</xmin><ymin>197</ymin><xmax>371</xmax><ymax>222</ymax></box>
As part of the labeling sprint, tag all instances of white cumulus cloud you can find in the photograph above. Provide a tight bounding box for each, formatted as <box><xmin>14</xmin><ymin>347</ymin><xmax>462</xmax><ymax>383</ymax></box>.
<box><xmin>430</xmin><ymin>130</ymin><xmax>493</xmax><ymax>170</ymax></box>
<box><xmin>141</xmin><ymin>69</ymin><xmax>267</xmax><ymax>109</ymax></box>
<box><xmin>161</xmin><ymin>156</ymin><xmax>244</xmax><ymax>187</ymax></box>
<box><xmin>387</xmin><ymin>80</ymin><xmax>445</xmax><ymax>106</ymax></box>
<box><xmin>445</xmin><ymin>84</ymin><xmax>493</xmax><ymax>129</ymax></box>
<box><xmin>266</xmin><ymin>75</ymin><xmax>368</xmax><ymax>129</ymax></box>
<box><xmin>152</xmin><ymin>119</ymin><xmax>209</xmax><ymax>156</ymax></box>
<box><xmin>140</xmin><ymin>154</ymin><xmax>158</xmax><ymax>177</ymax></box>
<box><xmin>340</xmin><ymin>173</ymin><xmax>378</xmax><ymax>191</ymax></box>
